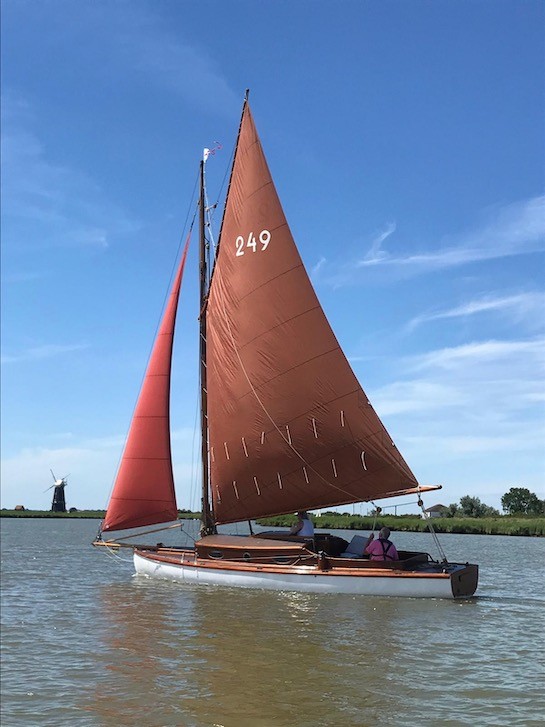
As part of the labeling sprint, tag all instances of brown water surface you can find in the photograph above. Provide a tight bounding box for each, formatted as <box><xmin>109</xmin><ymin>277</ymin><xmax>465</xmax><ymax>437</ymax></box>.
<box><xmin>1</xmin><ymin>518</ymin><xmax>544</xmax><ymax>726</ymax></box>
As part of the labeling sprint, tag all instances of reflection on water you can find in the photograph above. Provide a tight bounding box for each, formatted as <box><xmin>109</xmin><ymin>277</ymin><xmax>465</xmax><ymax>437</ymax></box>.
<box><xmin>1</xmin><ymin>519</ymin><xmax>544</xmax><ymax>727</ymax></box>
<box><xmin>86</xmin><ymin>580</ymin><xmax>412</xmax><ymax>727</ymax></box>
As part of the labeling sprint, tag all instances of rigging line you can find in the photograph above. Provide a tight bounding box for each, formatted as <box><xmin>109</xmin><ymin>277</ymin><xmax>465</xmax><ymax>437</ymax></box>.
<box><xmin>211</xmin><ymin>264</ymin><xmax>367</xmax><ymax>504</ymax></box>
<box><xmin>108</xmin><ymin>522</ymin><xmax>184</xmax><ymax>542</ymax></box>
<box><xmin>183</xmin><ymin>528</ymin><xmax>198</xmax><ymax>545</ymax></box>
<box><xmin>378</xmin><ymin>499</ymin><xmax>421</xmax><ymax>511</ymax></box>
<box><xmin>188</xmin><ymin>386</ymin><xmax>201</xmax><ymax>516</ymax></box>
<box><xmin>202</xmin><ymin>163</ymin><xmax>218</xmax><ymax>262</ymax></box>
<box><xmin>370</xmin><ymin>503</ymin><xmax>381</xmax><ymax>534</ymax></box>
<box><xmin>102</xmin><ymin>543</ymin><xmax>134</xmax><ymax>563</ymax></box>
<box><xmin>215</xmin><ymin>139</ymin><xmax>236</xmax><ymax>210</ymax></box>
<box><xmin>418</xmin><ymin>495</ymin><xmax>448</xmax><ymax>563</ymax></box>
<box><xmin>137</xmin><ymin>179</ymin><xmax>199</xmax><ymax>400</ymax></box>
<box><xmin>209</xmin><ymin>94</ymin><xmax>247</xmax><ymax>276</ymax></box>
<box><xmin>203</xmin><ymin>134</ymin><xmax>235</xmax><ymax>256</ymax></box>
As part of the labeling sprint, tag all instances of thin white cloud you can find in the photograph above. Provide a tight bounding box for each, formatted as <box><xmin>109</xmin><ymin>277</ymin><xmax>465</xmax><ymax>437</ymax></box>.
<box><xmin>1</xmin><ymin>92</ymin><xmax>139</xmax><ymax>251</ymax></box>
<box><xmin>1</xmin><ymin>271</ymin><xmax>46</xmax><ymax>284</ymax></box>
<box><xmin>371</xmin><ymin>380</ymin><xmax>470</xmax><ymax>417</ymax></box>
<box><xmin>355</xmin><ymin>195</ymin><xmax>545</xmax><ymax>275</ymax></box>
<box><xmin>47</xmin><ymin>0</ymin><xmax>240</xmax><ymax>118</ymax></box>
<box><xmin>361</xmin><ymin>222</ymin><xmax>396</xmax><ymax>265</ymax></box>
<box><xmin>407</xmin><ymin>292</ymin><xmax>545</xmax><ymax>331</ymax></box>
<box><xmin>410</xmin><ymin>338</ymin><xmax>545</xmax><ymax>372</ymax></box>
<box><xmin>525</xmin><ymin>392</ymin><xmax>545</xmax><ymax>403</ymax></box>
<box><xmin>126</xmin><ymin>34</ymin><xmax>240</xmax><ymax>118</ymax></box>
<box><xmin>1</xmin><ymin>343</ymin><xmax>90</xmax><ymax>365</ymax></box>
<box><xmin>311</xmin><ymin>256</ymin><xmax>327</xmax><ymax>277</ymax></box>
<box><xmin>365</xmin><ymin>336</ymin><xmax>545</xmax><ymax>478</ymax></box>
<box><xmin>404</xmin><ymin>428</ymin><xmax>545</xmax><ymax>456</ymax></box>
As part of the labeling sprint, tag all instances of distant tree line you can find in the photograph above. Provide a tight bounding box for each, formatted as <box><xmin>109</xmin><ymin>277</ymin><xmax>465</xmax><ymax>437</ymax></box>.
<box><xmin>446</xmin><ymin>488</ymin><xmax>544</xmax><ymax>518</ymax></box>
<box><xmin>500</xmin><ymin>487</ymin><xmax>544</xmax><ymax>516</ymax></box>
<box><xmin>446</xmin><ymin>496</ymin><xmax>499</xmax><ymax>518</ymax></box>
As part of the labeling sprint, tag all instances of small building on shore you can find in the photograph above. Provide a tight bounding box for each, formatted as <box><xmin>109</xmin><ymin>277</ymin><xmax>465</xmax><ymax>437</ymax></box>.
<box><xmin>424</xmin><ymin>504</ymin><xmax>448</xmax><ymax>518</ymax></box>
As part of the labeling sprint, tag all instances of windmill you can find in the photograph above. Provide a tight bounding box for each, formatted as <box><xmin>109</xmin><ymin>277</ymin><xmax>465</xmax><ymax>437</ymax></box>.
<box><xmin>46</xmin><ymin>470</ymin><xmax>69</xmax><ymax>512</ymax></box>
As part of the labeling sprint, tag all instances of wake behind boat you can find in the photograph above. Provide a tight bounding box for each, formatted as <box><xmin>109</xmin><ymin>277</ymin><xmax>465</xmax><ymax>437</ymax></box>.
<box><xmin>94</xmin><ymin>91</ymin><xmax>478</xmax><ymax>599</ymax></box>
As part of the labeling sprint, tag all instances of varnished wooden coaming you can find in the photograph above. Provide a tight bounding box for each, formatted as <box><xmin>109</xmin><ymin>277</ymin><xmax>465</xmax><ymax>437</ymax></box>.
<box><xmin>134</xmin><ymin>546</ymin><xmax>457</xmax><ymax>580</ymax></box>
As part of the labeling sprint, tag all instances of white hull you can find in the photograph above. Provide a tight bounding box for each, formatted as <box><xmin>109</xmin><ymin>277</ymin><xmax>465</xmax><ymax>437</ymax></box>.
<box><xmin>134</xmin><ymin>552</ymin><xmax>457</xmax><ymax>599</ymax></box>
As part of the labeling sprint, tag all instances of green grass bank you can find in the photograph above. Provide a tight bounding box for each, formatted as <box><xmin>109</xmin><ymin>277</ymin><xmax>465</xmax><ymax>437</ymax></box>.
<box><xmin>0</xmin><ymin>509</ymin><xmax>200</xmax><ymax>520</ymax></box>
<box><xmin>258</xmin><ymin>513</ymin><xmax>545</xmax><ymax>536</ymax></box>
<box><xmin>2</xmin><ymin>509</ymin><xmax>543</xmax><ymax>535</ymax></box>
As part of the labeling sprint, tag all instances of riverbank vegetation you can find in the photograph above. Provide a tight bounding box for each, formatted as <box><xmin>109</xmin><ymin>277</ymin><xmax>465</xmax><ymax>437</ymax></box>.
<box><xmin>0</xmin><ymin>509</ymin><xmax>201</xmax><ymax>520</ymax></box>
<box><xmin>257</xmin><ymin>512</ymin><xmax>545</xmax><ymax>536</ymax></box>
<box><xmin>2</xmin><ymin>508</ymin><xmax>543</xmax><ymax>535</ymax></box>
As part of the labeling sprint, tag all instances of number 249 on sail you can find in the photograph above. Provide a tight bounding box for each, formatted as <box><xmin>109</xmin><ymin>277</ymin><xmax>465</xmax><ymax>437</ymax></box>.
<box><xmin>235</xmin><ymin>230</ymin><xmax>271</xmax><ymax>256</ymax></box>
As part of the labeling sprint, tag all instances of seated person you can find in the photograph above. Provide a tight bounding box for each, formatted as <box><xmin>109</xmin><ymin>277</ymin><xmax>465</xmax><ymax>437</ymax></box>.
<box><xmin>289</xmin><ymin>511</ymin><xmax>314</xmax><ymax>537</ymax></box>
<box><xmin>364</xmin><ymin>527</ymin><xmax>399</xmax><ymax>561</ymax></box>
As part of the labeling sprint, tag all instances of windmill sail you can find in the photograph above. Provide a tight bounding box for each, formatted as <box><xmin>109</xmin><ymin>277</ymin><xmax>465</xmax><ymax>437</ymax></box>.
<box><xmin>206</xmin><ymin>102</ymin><xmax>422</xmax><ymax>525</ymax></box>
<box><xmin>102</xmin><ymin>238</ymin><xmax>190</xmax><ymax>532</ymax></box>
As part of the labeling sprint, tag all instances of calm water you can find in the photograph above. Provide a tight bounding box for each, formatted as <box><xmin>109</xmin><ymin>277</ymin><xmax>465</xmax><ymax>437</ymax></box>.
<box><xmin>1</xmin><ymin>519</ymin><xmax>544</xmax><ymax>727</ymax></box>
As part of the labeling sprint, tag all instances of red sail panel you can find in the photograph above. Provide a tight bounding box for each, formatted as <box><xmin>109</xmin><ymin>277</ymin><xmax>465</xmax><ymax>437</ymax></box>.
<box><xmin>102</xmin><ymin>238</ymin><xmax>190</xmax><ymax>532</ymax></box>
<box><xmin>206</xmin><ymin>103</ymin><xmax>419</xmax><ymax>525</ymax></box>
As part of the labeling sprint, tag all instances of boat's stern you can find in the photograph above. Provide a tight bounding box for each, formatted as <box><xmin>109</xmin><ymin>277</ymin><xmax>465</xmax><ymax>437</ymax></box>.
<box><xmin>450</xmin><ymin>563</ymin><xmax>479</xmax><ymax>598</ymax></box>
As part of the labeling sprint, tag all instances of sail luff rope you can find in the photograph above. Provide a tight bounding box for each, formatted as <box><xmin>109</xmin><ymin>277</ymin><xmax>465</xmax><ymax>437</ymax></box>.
<box><xmin>208</xmin><ymin>91</ymin><xmax>249</xmax><ymax>278</ymax></box>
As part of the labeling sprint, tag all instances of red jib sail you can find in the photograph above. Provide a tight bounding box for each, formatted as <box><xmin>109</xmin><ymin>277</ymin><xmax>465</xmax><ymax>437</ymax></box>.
<box><xmin>206</xmin><ymin>102</ymin><xmax>424</xmax><ymax>525</ymax></box>
<box><xmin>102</xmin><ymin>238</ymin><xmax>190</xmax><ymax>532</ymax></box>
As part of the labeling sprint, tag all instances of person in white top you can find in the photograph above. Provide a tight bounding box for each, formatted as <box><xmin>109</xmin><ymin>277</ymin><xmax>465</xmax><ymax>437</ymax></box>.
<box><xmin>290</xmin><ymin>511</ymin><xmax>314</xmax><ymax>537</ymax></box>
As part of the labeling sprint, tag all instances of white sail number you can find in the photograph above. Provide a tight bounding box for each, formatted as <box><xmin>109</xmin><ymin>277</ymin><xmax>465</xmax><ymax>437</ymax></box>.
<box><xmin>235</xmin><ymin>230</ymin><xmax>271</xmax><ymax>256</ymax></box>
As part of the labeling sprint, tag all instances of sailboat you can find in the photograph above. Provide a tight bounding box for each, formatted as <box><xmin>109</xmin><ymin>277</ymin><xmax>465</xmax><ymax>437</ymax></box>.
<box><xmin>94</xmin><ymin>92</ymin><xmax>478</xmax><ymax>599</ymax></box>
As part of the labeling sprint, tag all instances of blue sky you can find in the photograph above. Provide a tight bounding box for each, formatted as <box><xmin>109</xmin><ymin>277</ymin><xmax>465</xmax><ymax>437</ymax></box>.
<box><xmin>1</xmin><ymin>0</ymin><xmax>544</xmax><ymax>513</ymax></box>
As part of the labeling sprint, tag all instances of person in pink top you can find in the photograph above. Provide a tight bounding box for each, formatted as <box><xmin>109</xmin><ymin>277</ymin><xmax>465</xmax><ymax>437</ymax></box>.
<box><xmin>364</xmin><ymin>527</ymin><xmax>399</xmax><ymax>561</ymax></box>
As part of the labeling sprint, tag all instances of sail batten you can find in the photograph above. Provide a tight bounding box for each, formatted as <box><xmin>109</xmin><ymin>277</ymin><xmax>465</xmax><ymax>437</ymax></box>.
<box><xmin>205</xmin><ymin>103</ymin><xmax>420</xmax><ymax>524</ymax></box>
<box><xmin>102</xmin><ymin>237</ymin><xmax>191</xmax><ymax>533</ymax></box>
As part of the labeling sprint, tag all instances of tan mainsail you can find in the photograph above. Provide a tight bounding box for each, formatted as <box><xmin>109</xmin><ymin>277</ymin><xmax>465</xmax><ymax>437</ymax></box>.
<box><xmin>206</xmin><ymin>102</ymin><xmax>421</xmax><ymax>525</ymax></box>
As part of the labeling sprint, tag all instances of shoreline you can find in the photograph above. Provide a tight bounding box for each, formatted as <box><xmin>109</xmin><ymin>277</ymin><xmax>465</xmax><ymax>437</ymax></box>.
<box><xmin>2</xmin><ymin>510</ymin><xmax>543</xmax><ymax>536</ymax></box>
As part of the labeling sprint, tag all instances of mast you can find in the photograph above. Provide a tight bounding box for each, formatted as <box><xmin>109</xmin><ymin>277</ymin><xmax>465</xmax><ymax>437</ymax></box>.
<box><xmin>198</xmin><ymin>90</ymin><xmax>249</xmax><ymax>535</ymax></box>
<box><xmin>199</xmin><ymin>159</ymin><xmax>214</xmax><ymax>536</ymax></box>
